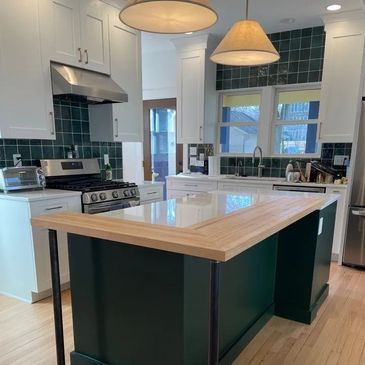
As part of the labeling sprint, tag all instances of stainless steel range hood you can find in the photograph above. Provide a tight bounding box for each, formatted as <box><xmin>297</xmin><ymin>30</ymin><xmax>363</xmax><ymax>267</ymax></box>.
<box><xmin>51</xmin><ymin>63</ymin><xmax>128</xmax><ymax>104</ymax></box>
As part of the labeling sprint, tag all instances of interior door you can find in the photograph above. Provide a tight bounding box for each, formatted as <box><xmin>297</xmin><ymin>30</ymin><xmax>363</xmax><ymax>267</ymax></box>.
<box><xmin>79</xmin><ymin>0</ymin><xmax>110</xmax><ymax>73</ymax></box>
<box><xmin>143</xmin><ymin>99</ymin><xmax>183</xmax><ymax>183</ymax></box>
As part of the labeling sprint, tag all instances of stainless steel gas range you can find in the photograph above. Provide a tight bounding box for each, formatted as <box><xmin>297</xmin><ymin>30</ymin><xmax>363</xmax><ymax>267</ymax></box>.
<box><xmin>40</xmin><ymin>159</ymin><xmax>139</xmax><ymax>214</ymax></box>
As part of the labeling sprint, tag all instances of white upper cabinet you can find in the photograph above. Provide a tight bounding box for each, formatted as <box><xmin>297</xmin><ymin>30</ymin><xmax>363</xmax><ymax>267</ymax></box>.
<box><xmin>173</xmin><ymin>35</ymin><xmax>218</xmax><ymax>144</ymax></box>
<box><xmin>0</xmin><ymin>0</ymin><xmax>55</xmax><ymax>139</ymax></box>
<box><xmin>319</xmin><ymin>13</ymin><xmax>365</xmax><ymax>143</ymax></box>
<box><xmin>79</xmin><ymin>0</ymin><xmax>110</xmax><ymax>73</ymax></box>
<box><xmin>40</xmin><ymin>0</ymin><xmax>81</xmax><ymax>67</ymax></box>
<box><xmin>40</xmin><ymin>0</ymin><xmax>110</xmax><ymax>74</ymax></box>
<box><xmin>89</xmin><ymin>7</ymin><xmax>143</xmax><ymax>142</ymax></box>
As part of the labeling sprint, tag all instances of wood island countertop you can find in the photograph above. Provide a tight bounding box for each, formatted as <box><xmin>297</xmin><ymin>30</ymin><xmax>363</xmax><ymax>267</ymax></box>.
<box><xmin>31</xmin><ymin>191</ymin><xmax>338</xmax><ymax>262</ymax></box>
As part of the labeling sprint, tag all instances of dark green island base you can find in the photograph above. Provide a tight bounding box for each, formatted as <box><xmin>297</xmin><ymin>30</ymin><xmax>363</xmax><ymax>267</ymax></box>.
<box><xmin>68</xmin><ymin>203</ymin><xmax>336</xmax><ymax>365</ymax></box>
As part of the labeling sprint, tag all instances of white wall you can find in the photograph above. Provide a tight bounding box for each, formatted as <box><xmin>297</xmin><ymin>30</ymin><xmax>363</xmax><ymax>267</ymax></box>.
<box><xmin>142</xmin><ymin>48</ymin><xmax>177</xmax><ymax>100</ymax></box>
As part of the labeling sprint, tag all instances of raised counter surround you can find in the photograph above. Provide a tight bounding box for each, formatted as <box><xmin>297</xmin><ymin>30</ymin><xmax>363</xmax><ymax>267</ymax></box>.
<box><xmin>31</xmin><ymin>191</ymin><xmax>337</xmax><ymax>262</ymax></box>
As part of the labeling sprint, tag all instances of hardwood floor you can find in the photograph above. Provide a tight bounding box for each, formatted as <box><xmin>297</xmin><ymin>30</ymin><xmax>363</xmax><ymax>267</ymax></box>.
<box><xmin>1</xmin><ymin>264</ymin><xmax>364</xmax><ymax>365</ymax></box>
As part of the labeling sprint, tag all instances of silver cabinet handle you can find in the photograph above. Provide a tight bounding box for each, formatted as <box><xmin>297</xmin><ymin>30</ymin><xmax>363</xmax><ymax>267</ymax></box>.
<box><xmin>78</xmin><ymin>47</ymin><xmax>83</xmax><ymax>63</ymax></box>
<box><xmin>45</xmin><ymin>206</ymin><xmax>64</xmax><ymax>211</ymax></box>
<box><xmin>185</xmin><ymin>183</ymin><xmax>198</xmax><ymax>187</ymax></box>
<box><xmin>49</xmin><ymin>111</ymin><xmax>55</xmax><ymax>135</ymax></box>
<box><xmin>84</xmin><ymin>49</ymin><xmax>89</xmax><ymax>64</ymax></box>
<box><xmin>352</xmin><ymin>209</ymin><xmax>365</xmax><ymax>216</ymax></box>
<box><xmin>147</xmin><ymin>191</ymin><xmax>157</xmax><ymax>195</ymax></box>
<box><xmin>199</xmin><ymin>126</ymin><xmax>203</xmax><ymax>141</ymax></box>
<box><xmin>114</xmin><ymin>118</ymin><xmax>119</xmax><ymax>138</ymax></box>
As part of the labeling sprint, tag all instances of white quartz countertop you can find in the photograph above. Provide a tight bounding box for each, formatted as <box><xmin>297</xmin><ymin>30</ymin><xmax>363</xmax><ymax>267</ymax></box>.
<box><xmin>101</xmin><ymin>190</ymin><xmax>338</xmax><ymax>228</ymax></box>
<box><xmin>113</xmin><ymin>180</ymin><xmax>165</xmax><ymax>188</ymax></box>
<box><xmin>0</xmin><ymin>189</ymin><xmax>82</xmax><ymax>202</ymax></box>
<box><xmin>138</xmin><ymin>181</ymin><xmax>165</xmax><ymax>188</ymax></box>
<box><xmin>167</xmin><ymin>174</ymin><xmax>348</xmax><ymax>189</ymax></box>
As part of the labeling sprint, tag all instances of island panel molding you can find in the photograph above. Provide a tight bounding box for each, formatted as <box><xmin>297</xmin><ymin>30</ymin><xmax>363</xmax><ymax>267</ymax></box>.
<box><xmin>32</xmin><ymin>194</ymin><xmax>336</xmax><ymax>262</ymax></box>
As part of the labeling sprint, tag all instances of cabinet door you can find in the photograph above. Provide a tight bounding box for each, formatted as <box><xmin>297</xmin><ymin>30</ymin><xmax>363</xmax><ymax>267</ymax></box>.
<box><xmin>326</xmin><ymin>188</ymin><xmax>346</xmax><ymax>258</ymax></box>
<box><xmin>31</xmin><ymin>197</ymin><xmax>81</xmax><ymax>293</ymax></box>
<box><xmin>319</xmin><ymin>31</ymin><xmax>365</xmax><ymax>142</ymax></box>
<box><xmin>40</xmin><ymin>0</ymin><xmax>82</xmax><ymax>67</ymax></box>
<box><xmin>79</xmin><ymin>0</ymin><xmax>110</xmax><ymax>74</ymax></box>
<box><xmin>0</xmin><ymin>0</ymin><xmax>55</xmax><ymax>139</ymax></box>
<box><xmin>109</xmin><ymin>11</ymin><xmax>143</xmax><ymax>141</ymax></box>
<box><xmin>176</xmin><ymin>49</ymin><xmax>205</xmax><ymax>144</ymax></box>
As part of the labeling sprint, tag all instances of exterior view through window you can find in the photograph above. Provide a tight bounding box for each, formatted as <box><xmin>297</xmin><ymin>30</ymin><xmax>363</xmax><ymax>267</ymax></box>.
<box><xmin>273</xmin><ymin>88</ymin><xmax>320</xmax><ymax>155</ymax></box>
<box><xmin>220</xmin><ymin>93</ymin><xmax>260</xmax><ymax>153</ymax></box>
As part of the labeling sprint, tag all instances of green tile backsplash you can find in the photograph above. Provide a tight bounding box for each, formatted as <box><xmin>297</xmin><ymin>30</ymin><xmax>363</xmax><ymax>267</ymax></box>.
<box><xmin>0</xmin><ymin>96</ymin><xmax>123</xmax><ymax>179</ymax></box>
<box><xmin>188</xmin><ymin>143</ymin><xmax>352</xmax><ymax>178</ymax></box>
<box><xmin>216</xmin><ymin>26</ymin><xmax>325</xmax><ymax>90</ymax></box>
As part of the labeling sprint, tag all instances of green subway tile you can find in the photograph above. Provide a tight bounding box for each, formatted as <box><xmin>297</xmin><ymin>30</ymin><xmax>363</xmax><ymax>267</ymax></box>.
<box><xmin>300</xmin><ymin>36</ymin><xmax>311</xmax><ymax>49</ymax></box>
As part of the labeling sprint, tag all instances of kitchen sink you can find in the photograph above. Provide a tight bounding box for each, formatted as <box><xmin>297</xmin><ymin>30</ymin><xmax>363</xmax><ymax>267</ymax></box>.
<box><xmin>223</xmin><ymin>176</ymin><xmax>286</xmax><ymax>182</ymax></box>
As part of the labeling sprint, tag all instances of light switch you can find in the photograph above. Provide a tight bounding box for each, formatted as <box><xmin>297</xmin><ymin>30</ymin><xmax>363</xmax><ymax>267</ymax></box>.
<box><xmin>333</xmin><ymin>155</ymin><xmax>349</xmax><ymax>166</ymax></box>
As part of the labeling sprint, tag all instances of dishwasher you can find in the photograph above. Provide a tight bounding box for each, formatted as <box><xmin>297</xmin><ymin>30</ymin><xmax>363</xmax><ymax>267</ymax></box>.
<box><xmin>272</xmin><ymin>185</ymin><xmax>326</xmax><ymax>194</ymax></box>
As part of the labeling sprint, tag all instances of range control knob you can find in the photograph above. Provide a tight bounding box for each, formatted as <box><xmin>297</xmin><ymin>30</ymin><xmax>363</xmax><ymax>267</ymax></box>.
<box><xmin>130</xmin><ymin>188</ymin><xmax>136</xmax><ymax>196</ymax></box>
<box><xmin>112</xmin><ymin>191</ymin><xmax>119</xmax><ymax>199</ymax></box>
<box><xmin>99</xmin><ymin>192</ymin><xmax>107</xmax><ymax>201</ymax></box>
<box><xmin>91</xmin><ymin>193</ymin><xmax>98</xmax><ymax>202</ymax></box>
<box><xmin>123</xmin><ymin>190</ymin><xmax>130</xmax><ymax>197</ymax></box>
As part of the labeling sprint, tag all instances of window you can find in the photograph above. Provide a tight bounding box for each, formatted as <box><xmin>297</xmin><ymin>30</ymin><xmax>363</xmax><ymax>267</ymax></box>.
<box><xmin>219</xmin><ymin>92</ymin><xmax>261</xmax><ymax>154</ymax></box>
<box><xmin>272</xmin><ymin>88</ymin><xmax>320</xmax><ymax>155</ymax></box>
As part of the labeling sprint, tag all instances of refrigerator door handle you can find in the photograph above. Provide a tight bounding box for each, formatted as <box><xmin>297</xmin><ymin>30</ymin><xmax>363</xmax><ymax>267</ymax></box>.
<box><xmin>352</xmin><ymin>208</ymin><xmax>365</xmax><ymax>216</ymax></box>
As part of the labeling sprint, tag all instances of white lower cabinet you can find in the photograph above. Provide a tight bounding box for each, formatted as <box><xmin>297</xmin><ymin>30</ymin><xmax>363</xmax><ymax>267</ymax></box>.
<box><xmin>139</xmin><ymin>184</ymin><xmax>164</xmax><ymax>204</ymax></box>
<box><xmin>166</xmin><ymin>177</ymin><xmax>218</xmax><ymax>199</ymax></box>
<box><xmin>326</xmin><ymin>187</ymin><xmax>347</xmax><ymax>260</ymax></box>
<box><xmin>0</xmin><ymin>194</ymin><xmax>81</xmax><ymax>303</ymax></box>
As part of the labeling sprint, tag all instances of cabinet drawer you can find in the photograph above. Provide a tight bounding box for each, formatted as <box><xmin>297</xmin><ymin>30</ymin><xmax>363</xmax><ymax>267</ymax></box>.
<box><xmin>139</xmin><ymin>187</ymin><xmax>163</xmax><ymax>202</ymax></box>
<box><xmin>168</xmin><ymin>179</ymin><xmax>218</xmax><ymax>192</ymax></box>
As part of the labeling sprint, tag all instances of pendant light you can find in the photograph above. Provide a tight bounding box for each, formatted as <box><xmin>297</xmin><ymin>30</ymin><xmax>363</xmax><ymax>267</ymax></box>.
<box><xmin>119</xmin><ymin>0</ymin><xmax>218</xmax><ymax>34</ymax></box>
<box><xmin>210</xmin><ymin>0</ymin><xmax>280</xmax><ymax>66</ymax></box>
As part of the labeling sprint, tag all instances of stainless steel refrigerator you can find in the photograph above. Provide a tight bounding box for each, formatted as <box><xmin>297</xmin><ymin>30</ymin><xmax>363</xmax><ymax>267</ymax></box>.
<box><xmin>343</xmin><ymin>100</ymin><xmax>365</xmax><ymax>268</ymax></box>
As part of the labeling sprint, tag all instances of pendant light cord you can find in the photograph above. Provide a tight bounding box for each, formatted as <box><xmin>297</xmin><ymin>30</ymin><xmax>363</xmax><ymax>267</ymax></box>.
<box><xmin>245</xmin><ymin>0</ymin><xmax>249</xmax><ymax>20</ymax></box>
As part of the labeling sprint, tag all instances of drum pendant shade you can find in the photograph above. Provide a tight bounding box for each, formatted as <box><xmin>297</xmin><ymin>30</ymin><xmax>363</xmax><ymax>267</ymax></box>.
<box><xmin>119</xmin><ymin>0</ymin><xmax>218</xmax><ymax>34</ymax></box>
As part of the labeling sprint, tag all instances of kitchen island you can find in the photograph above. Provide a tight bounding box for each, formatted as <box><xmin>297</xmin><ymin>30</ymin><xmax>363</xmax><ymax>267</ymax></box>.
<box><xmin>31</xmin><ymin>191</ymin><xmax>338</xmax><ymax>365</ymax></box>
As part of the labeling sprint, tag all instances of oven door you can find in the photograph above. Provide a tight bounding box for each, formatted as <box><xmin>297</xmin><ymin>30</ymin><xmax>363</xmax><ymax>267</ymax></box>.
<box><xmin>84</xmin><ymin>199</ymin><xmax>139</xmax><ymax>214</ymax></box>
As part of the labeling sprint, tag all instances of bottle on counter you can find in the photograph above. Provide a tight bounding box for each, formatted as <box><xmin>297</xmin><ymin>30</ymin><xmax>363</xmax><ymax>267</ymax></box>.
<box><xmin>105</xmin><ymin>163</ymin><xmax>113</xmax><ymax>181</ymax></box>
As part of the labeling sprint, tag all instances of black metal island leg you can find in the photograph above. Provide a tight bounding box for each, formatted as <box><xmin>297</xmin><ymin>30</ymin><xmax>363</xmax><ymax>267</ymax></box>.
<box><xmin>48</xmin><ymin>229</ymin><xmax>65</xmax><ymax>365</ymax></box>
<box><xmin>208</xmin><ymin>260</ymin><xmax>221</xmax><ymax>365</ymax></box>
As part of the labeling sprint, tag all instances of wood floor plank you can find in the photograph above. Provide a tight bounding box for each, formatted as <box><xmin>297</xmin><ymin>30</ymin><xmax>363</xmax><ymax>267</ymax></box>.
<box><xmin>1</xmin><ymin>264</ymin><xmax>365</xmax><ymax>365</ymax></box>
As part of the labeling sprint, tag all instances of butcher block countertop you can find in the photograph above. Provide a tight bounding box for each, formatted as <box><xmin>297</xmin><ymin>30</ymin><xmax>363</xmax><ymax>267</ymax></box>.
<box><xmin>31</xmin><ymin>190</ymin><xmax>338</xmax><ymax>262</ymax></box>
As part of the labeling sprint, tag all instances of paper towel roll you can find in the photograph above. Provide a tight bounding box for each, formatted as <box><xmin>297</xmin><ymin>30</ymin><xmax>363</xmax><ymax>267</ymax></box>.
<box><xmin>208</xmin><ymin>156</ymin><xmax>220</xmax><ymax>176</ymax></box>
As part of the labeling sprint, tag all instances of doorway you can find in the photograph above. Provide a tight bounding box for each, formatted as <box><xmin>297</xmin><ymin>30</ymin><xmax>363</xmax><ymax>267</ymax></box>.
<box><xmin>143</xmin><ymin>99</ymin><xmax>183</xmax><ymax>190</ymax></box>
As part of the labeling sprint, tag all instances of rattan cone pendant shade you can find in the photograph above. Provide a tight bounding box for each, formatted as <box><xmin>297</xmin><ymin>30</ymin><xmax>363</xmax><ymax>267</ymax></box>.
<box><xmin>119</xmin><ymin>0</ymin><xmax>218</xmax><ymax>34</ymax></box>
<box><xmin>210</xmin><ymin>1</ymin><xmax>280</xmax><ymax>66</ymax></box>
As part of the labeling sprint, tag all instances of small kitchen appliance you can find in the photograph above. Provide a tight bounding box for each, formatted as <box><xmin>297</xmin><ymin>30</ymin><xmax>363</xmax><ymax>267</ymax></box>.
<box><xmin>41</xmin><ymin>159</ymin><xmax>139</xmax><ymax>214</ymax></box>
<box><xmin>0</xmin><ymin>166</ymin><xmax>45</xmax><ymax>193</ymax></box>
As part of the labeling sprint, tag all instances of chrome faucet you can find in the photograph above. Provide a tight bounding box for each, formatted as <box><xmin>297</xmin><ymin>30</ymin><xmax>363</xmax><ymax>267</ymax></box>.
<box><xmin>252</xmin><ymin>146</ymin><xmax>265</xmax><ymax>178</ymax></box>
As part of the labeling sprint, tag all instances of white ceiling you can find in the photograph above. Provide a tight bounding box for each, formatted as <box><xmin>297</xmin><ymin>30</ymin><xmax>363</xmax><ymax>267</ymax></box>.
<box><xmin>141</xmin><ymin>0</ymin><xmax>364</xmax><ymax>53</ymax></box>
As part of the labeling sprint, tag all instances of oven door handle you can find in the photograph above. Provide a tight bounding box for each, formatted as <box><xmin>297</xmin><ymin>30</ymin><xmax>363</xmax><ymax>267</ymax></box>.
<box><xmin>84</xmin><ymin>199</ymin><xmax>139</xmax><ymax>214</ymax></box>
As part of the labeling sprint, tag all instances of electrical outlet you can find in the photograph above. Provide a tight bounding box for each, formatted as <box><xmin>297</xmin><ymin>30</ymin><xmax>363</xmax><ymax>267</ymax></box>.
<box><xmin>13</xmin><ymin>154</ymin><xmax>22</xmax><ymax>167</ymax></box>
<box><xmin>333</xmin><ymin>155</ymin><xmax>349</xmax><ymax>166</ymax></box>
<box><xmin>104</xmin><ymin>154</ymin><xmax>109</xmax><ymax>165</ymax></box>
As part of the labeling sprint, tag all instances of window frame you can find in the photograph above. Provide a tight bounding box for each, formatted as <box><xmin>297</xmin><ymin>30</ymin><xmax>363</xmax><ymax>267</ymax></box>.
<box><xmin>217</xmin><ymin>87</ymin><xmax>264</xmax><ymax>157</ymax></box>
<box><xmin>270</xmin><ymin>83</ymin><xmax>322</xmax><ymax>158</ymax></box>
